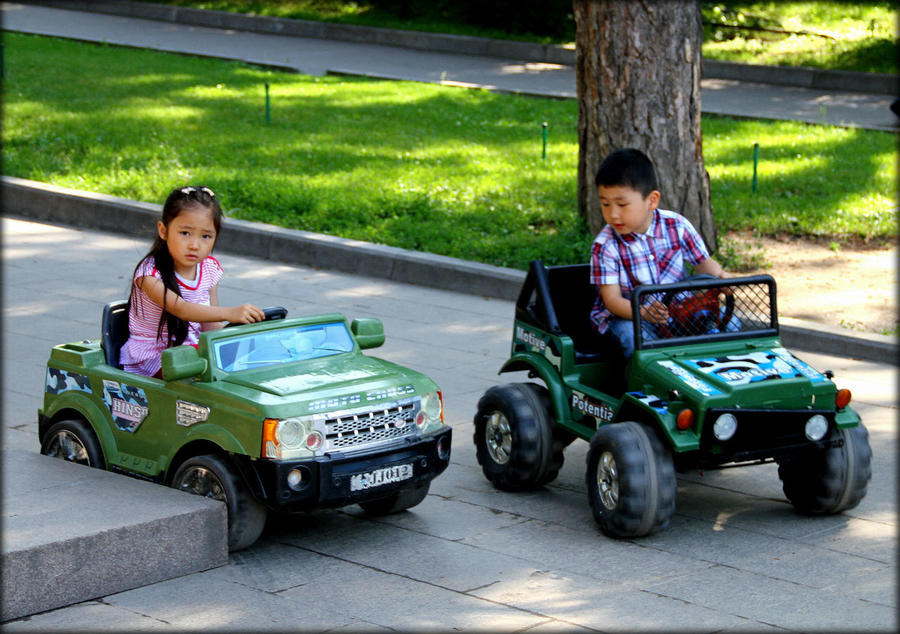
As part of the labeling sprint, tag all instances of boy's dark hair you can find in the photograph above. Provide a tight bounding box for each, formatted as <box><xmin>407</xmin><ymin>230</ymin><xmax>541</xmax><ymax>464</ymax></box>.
<box><xmin>594</xmin><ymin>148</ymin><xmax>659</xmax><ymax>197</ymax></box>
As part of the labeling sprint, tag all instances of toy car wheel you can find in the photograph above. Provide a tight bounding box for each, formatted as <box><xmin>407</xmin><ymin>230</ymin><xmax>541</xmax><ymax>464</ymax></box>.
<box><xmin>359</xmin><ymin>483</ymin><xmax>430</xmax><ymax>516</ymax></box>
<box><xmin>473</xmin><ymin>383</ymin><xmax>558</xmax><ymax>491</ymax></box>
<box><xmin>586</xmin><ymin>421</ymin><xmax>676</xmax><ymax>538</ymax></box>
<box><xmin>41</xmin><ymin>419</ymin><xmax>106</xmax><ymax>468</ymax></box>
<box><xmin>172</xmin><ymin>454</ymin><xmax>267</xmax><ymax>551</ymax></box>
<box><xmin>521</xmin><ymin>382</ymin><xmax>572</xmax><ymax>482</ymax></box>
<box><xmin>777</xmin><ymin>423</ymin><xmax>872</xmax><ymax>515</ymax></box>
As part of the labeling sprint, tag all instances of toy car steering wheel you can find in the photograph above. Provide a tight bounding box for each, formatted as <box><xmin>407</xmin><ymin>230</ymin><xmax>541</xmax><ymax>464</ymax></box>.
<box><xmin>224</xmin><ymin>306</ymin><xmax>287</xmax><ymax>328</ymax></box>
<box><xmin>660</xmin><ymin>275</ymin><xmax>734</xmax><ymax>336</ymax></box>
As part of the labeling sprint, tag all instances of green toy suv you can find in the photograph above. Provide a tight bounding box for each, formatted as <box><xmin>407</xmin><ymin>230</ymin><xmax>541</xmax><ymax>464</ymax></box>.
<box><xmin>473</xmin><ymin>261</ymin><xmax>871</xmax><ymax>538</ymax></box>
<box><xmin>40</xmin><ymin>304</ymin><xmax>451</xmax><ymax>550</ymax></box>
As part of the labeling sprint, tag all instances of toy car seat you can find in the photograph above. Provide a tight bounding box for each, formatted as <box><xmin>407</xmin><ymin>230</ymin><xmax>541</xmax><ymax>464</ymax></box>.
<box><xmin>544</xmin><ymin>263</ymin><xmax>622</xmax><ymax>364</ymax></box>
<box><xmin>101</xmin><ymin>300</ymin><xmax>130</xmax><ymax>368</ymax></box>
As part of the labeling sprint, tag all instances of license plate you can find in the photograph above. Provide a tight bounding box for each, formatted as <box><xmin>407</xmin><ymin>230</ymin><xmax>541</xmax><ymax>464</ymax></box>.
<box><xmin>350</xmin><ymin>463</ymin><xmax>413</xmax><ymax>492</ymax></box>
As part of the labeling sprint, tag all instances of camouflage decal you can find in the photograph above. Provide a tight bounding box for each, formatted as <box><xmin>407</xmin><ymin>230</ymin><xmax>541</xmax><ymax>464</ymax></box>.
<box><xmin>769</xmin><ymin>347</ymin><xmax>826</xmax><ymax>383</ymax></box>
<box><xmin>102</xmin><ymin>380</ymin><xmax>149</xmax><ymax>433</ymax></box>
<box><xmin>629</xmin><ymin>392</ymin><xmax>668</xmax><ymax>416</ymax></box>
<box><xmin>514</xmin><ymin>323</ymin><xmax>561</xmax><ymax>369</ymax></box>
<box><xmin>543</xmin><ymin>344</ymin><xmax>562</xmax><ymax>371</ymax></box>
<box><xmin>46</xmin><ymin>368</ymin><xmax>92</xmax><ymax>395</ymax></box>
<box><xmin>683</xmin><ymin>351</ymin><xmax>806</xmax><ymax>386</ymax></box>
<box><xmin>657</xmin><ymin>361</ymin><xmax>722</xmax><ymax>396</ymax></box>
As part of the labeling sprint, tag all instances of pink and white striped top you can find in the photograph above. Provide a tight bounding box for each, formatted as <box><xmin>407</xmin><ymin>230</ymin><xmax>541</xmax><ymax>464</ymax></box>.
<box><xmin>120</xmin><ymin>255</ymin><xmax>223</xmax><ymax>377</ymax></box>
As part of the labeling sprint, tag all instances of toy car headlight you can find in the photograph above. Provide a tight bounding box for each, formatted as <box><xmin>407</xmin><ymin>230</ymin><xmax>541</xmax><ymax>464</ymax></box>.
<box><xmin>712</xmin><ymin>413</ymin><xmax>738</xmax><ymax>441</ymax></box>
<box><xmin>415</xmin><ymin>391</ymin><xmax>444</xmax><ymax>433</ymax></box>
<box><xmin>276</xmin><ymin>419</ymin><xmax>305</xmax><ymax>449</ymax></box>
<box><xmin>263</xmin><ymin>416</ymin><xmax>321</xmax><ymax>459</ymax></box>
<box><xmin>805</xmin><ymin>414</ymin><xmax>829</xmax><ymax>441</ymax></box>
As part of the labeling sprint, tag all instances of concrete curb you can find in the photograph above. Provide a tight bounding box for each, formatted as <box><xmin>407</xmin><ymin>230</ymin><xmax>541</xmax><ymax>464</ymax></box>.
<box><xmin>0</xmin><ymin>176</ymin><xmax>525</xmax><ymax>301</ymax></box>
<box><xmin>23</xmin><ymin>0</ymin><xmax>899</xmax><ymax>95</ymax></box>
<box><xmin>1</xmin><ymin>450</ymin><xmax>227</xmax><ymax>621</ymax></box>
<box><xmin>2</xmin><ymin>176</ymin><xmax>895</xmax><ymax>364</ymax></box>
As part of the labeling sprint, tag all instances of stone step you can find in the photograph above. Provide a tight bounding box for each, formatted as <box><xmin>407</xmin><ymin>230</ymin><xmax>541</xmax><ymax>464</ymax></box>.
<box><xmin>1</xmin><ymin>450</ymin><xmax>228</xmax><ymax>622</ymax></box>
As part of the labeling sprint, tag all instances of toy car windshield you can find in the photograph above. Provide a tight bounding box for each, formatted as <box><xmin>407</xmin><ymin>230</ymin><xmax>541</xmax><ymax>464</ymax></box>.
<box><xmin>213</xmin><ymin>321</ymin><xmax>355</xmax><ymax>372</ymax></box>
<box><xmin>632</xmin><ymin>275</ymin><xmax>778</xmax><ymax>351</ymax></box>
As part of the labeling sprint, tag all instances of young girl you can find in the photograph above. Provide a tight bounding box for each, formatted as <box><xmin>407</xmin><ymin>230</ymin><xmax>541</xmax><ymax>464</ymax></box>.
<box><xmin>119</xmin><ymin>186</ymin><xmax>264</xmax><ymax>378</ymax></box>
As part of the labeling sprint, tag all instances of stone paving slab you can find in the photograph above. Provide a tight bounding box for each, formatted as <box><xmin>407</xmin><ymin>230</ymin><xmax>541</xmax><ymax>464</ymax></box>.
<box><xmin>1</xmin><ymin>450</ymin><xmax>228</xmax><ymax>621</ymax></box>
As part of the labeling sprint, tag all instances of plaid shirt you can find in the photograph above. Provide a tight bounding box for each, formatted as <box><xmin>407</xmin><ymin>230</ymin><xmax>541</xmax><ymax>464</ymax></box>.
<box><xmin>590</xmin><ymin>209</ymin><xmax>709</xmax><ymax>333</ymax></box>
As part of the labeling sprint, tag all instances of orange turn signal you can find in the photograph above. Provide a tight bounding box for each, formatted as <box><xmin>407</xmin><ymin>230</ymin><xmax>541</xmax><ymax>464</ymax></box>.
<box><xmin>676</xmin><ymin>409</ymin><xmax>695</xmax><ymax>430</ymax></box>
<box><xmin>835</xmin><ymin>389</ymin><xmax>852</xmax><ymax>410</ymax></box>
<box><xmin>262</xmin><ymin>418</ymin><xmax>279</xmax><ymax>457</ymax></box>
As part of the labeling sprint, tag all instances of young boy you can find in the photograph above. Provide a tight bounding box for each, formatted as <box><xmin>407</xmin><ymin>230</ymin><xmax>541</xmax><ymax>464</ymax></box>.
<box><xmin>589</xmin><ymin>148</ymin><xmax>725</xmax><ymax>358</ymax></box>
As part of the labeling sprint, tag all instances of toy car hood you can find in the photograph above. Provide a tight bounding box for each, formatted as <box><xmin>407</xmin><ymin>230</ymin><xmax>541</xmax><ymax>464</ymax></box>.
<box><xmin>219</xmin><ymin>354</ymin><xmax>423</xmax><ymax>398</ymax></box>
<box><xmin>653</xmin><ymin>347</ymin><xmax>828</xmax><ymax>397</ymax></box>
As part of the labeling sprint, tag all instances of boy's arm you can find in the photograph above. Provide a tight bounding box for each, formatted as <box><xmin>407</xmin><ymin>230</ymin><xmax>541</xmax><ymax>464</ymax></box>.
<box><xmin>600</xmin><ymin>284</ymin><xmax>669</xmax><ymax>324</ymax></box>
<box><xmin>694</xmin><ymin>256</ymin><xmax>725</xmax><ymax>278</ymax></box>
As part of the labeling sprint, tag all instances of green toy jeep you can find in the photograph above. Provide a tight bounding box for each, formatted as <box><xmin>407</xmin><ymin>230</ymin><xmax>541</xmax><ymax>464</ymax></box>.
<box><xmin>39</xmin><ymin>304</ymin><xmax>451</xmax><ymax>550</ymax></box>
<box><xmin>473</xmin><ymin>261</ymin><xmax>871</xmax><ymax>538</ymax></box>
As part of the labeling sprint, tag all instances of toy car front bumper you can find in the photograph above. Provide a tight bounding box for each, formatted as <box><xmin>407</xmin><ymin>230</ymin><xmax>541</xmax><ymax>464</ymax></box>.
<box><xmin>240</xmin><ymin>427</ymin><xmax>452</xmax><ymax>512</ymax></box>
<box><xmin>696</xmin><ymin>408</ymin><xmax>843</xmax><ymax>466</ymax></box>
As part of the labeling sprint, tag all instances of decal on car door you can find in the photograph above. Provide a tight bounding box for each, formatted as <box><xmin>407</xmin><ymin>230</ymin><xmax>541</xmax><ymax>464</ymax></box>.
<box><xmin>102</xmin><ymin>380</ymin><xmax>149</xmax><ymax>432</ymax></box>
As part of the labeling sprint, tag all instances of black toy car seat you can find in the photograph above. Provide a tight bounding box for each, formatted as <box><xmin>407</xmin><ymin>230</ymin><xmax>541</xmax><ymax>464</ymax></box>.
<box><xmin>546</xmin><ymin>264</ymin><xmax>621</xmax><ymax>364</ymax></box>
<box><xmin>101</xmin><ymin>300</ymin><xmax>130</xmax><ymax>368</ymax></box>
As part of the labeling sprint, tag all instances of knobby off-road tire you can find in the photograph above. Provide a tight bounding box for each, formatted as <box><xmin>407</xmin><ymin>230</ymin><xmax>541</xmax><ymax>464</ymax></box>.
<box><xmin>777</xmin><ymin>424</ymin><xmax>872</xmax><ymax>515</ymax></box>
<box><xmin>172</xmin><ymin>454</ymin><xmax>267</xmax><ymax>552</ymax></box>
<box><xmin>41</xmin><ymin>419</ymin><xmax>106</xmax><ymax>468</ymax></box>
<box><xmin>586</xmin><ymin>421</ymin><xmax>677</xmax><ymax>538</ymax></box>
<box><xmin>523</xmin><ymin>382</ymin><xmax>577</xmax><ymax>485</ymax></box>
<box><xmin>473</xmin><ymin>383</ymin><xmax>562</xmax><ymax>490</ymax></box>
<box><xmin>359</xmin><ymin>482</ymin><xmax>430</xmax><ymax>516</ymax></box>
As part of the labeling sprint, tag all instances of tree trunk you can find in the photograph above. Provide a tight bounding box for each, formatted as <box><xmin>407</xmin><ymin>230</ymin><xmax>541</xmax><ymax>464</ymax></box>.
<box><xmin>574</xmin><ymin>0</ymin><xmax>715</xmax><ymax>249</ymax></box>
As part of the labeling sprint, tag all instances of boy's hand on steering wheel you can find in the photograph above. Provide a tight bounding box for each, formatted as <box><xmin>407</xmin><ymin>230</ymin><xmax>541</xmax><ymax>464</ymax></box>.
<box><xmin>640</xmin><ymin>301</ymin><xmax>670</xmax><ymax>324</ymax></box>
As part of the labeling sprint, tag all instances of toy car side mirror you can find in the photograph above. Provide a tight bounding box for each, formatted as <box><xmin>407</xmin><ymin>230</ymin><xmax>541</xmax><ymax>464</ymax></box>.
<box><xmin>351</xmin><ymin>318</ymin><xmax>385</xmax><ymax>349</ymax></box>
<box><xmin>161</xmin><ymin>345</ymin><xmax>208</xmax><ymax>381</ymax></box>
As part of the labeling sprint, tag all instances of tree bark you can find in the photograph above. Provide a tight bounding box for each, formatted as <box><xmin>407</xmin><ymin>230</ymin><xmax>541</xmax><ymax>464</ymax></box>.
<box><xmin>574</xmin><ymin>0</ymin><xmax>715</xmax><ymax>249</ymax></box>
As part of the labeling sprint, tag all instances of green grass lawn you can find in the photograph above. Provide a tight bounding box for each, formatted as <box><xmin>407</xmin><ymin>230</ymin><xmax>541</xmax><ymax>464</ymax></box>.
<box><xmin>143</xmin><ymin>0</ymin><xmax>898</xmax><ymax>74</ymax></box>
<box><xmin>2</xmin><ymin>34</ymin><xmax>896</xmax><ymax>272</ymax></box>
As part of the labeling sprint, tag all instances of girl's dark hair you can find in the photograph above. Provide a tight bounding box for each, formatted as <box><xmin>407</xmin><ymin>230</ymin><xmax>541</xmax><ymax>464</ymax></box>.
<box><xmin>594</xmin><ymin>148</ymin><xmax>659</xmax><ymax>197</ymax></box>
<box><xmin>129</xmin><ymin>186</ymin><xmax>223</xmax><ymax>348</ymax></box>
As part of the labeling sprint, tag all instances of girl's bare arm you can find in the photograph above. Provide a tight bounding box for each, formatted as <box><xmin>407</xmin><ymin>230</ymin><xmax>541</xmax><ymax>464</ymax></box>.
<box><xmin>137</xmin><ymin>276</ymin><xmax>264</xmax><ymax>325</ymax></box>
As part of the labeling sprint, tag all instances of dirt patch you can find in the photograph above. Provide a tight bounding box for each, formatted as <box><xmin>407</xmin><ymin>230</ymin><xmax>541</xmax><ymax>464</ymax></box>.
<box><xmin>723</xmin><ymin>231</ymin><xmax>897</xmax><ymax>336</ymax></box>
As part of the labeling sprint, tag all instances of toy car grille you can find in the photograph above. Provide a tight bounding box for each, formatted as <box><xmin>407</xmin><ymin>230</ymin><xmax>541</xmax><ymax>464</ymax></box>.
<box><xmin>702</xmin><ymin>408</ymin><xmax>836</xmax><ymax>463</ymax></box>
<box><xmin>325</xmin><ymin>401</ymin><xmax>419</xmax><ymax>451</ymax></box>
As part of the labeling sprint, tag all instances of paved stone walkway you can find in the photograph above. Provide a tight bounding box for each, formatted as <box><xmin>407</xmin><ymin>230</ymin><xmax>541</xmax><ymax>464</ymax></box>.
<box><xmin>2</xmin><ymin>2</ymin><xmax>898</xmax><ymax>130</ymax></box>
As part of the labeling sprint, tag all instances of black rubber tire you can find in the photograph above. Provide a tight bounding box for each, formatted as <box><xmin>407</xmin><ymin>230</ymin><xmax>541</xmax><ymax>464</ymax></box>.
<box><xmin>521</xmin><ymin>382</ymin><xmax>571</xmax><ymax>485</ymax></box>
<box><xmin>777</xmin><ymin>424</ymin><xmax>872</xmax><ymax>515</ymax></box>
<box><xmin>171</xmin><ymin>454</ymin><xmax>267</xmax><ymax>552</ymax></box>
<box><xmin>41</xmin><ymin>419</ymin><xmax>106</xmax><ymax>469</ymax></box>
<box><xmin>586</xmin><ymin>421</ymin><xmax>677</xmax><ymax>538</ymax></box>
<box><xmin>473</xmin><ymin>383</ymin><xmax>556</xmax><ymax>491</ymax></box>
<box><xmin>359</xmin><ymin>482</ymin><xmax>430</xmax><ymax>516</ymax></box>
